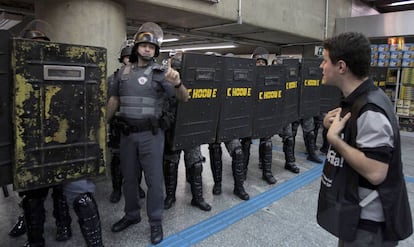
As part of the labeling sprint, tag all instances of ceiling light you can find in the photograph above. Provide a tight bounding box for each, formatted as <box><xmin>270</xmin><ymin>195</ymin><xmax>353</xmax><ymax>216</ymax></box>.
<box><xmin>160</xmin><ymin>43</ymin><xmax>236</xmax><ymax>53</ymax></box>
<box><xmin>0</xmin><ymin>11</ymin><xmax>23</xmax><ymax>30</ymax></box>
<box><xmin>388</xmin><ymin>0</ymin><xmax>414</xmax><ymax>7</ymax></box>
<box><xmin>163</xmin><ymin>38</ymin><xmax>179</xmax><ymax>43</ymax></box>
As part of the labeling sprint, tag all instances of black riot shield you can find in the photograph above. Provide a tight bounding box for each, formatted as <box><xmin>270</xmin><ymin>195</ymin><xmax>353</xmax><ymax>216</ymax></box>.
<box><xmin>299</xmin><ymin>58</ymin><xmax>322</xmax><ymax>119</ymax></box>
<box><xmin>172</xmin><ymin>53</ymin><xmax>222</xmax><ymax>150</ymax></box>
<box><xmin>0</xmin><ymin>31</ymin><xmax>13</xmax><ymax>186</ymax></box>
<box><xmin>320</xmin><ymin>84</ymin><xmax>342</xmax><ymax>113</ymax></box>
<box><xmin>282</xmin><ymin>59</ymin><xmax>300</xmax><ymax>124</ymax></box>
<box><xmin>252</xmin><ymin>64</ymin><xmax>286</xmax><ymax>138</ymax></box>
<box><xmin>371</xmin><ymin>67</ymin><xmax>387</xmax><ymax>89</ymax></box>
<box><xmin>216</xmin><ymin>56</ymin><xmax>255</xmax><ymax>142</ymax></box>
<box><xmin>12</xmin><ymin>38</ymin><xmax>107</xmax><ymax>191</ymax></box>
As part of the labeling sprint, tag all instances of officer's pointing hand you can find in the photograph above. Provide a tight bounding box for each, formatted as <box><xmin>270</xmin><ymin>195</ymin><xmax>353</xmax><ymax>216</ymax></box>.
<box><xmin>165</xmin><ymin>59</ymin><xmax>181</xmax><ymax>86</ymax></box>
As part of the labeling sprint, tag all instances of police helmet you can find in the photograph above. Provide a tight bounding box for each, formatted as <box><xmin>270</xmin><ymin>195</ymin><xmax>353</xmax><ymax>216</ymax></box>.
<box><xmin>119</xmin><ymin>46</ymin><xmax>132</xmax><ymax>63</ymax></box>
<box><xmin>22</xmin><ymin>30</ymin><xmax>50</xmax><ymax>41</ymax></box>
<box><xmin>252</xmin><ymin>47</ymin><xmax>269</xmax><ymax>65</ymax></box>
<box><xmin>133</xmin><ymin>22</ymin><xmax>163</xmax><ymax>57</ymax></box>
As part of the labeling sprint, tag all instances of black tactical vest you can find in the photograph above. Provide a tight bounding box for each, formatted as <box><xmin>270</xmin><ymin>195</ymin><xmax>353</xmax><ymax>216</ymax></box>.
<box><xmin>317</xmin><ymin>85</ymin><xmax>413</xmax><ymax>241</ymax></box>
<box><xmin>118</xmin><ymin>62</ymin><xmax>165</xmax><ymax>123</ymax></box>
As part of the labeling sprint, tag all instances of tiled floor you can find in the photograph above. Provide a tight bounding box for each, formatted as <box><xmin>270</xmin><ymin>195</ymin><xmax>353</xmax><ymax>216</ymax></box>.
<box><xmin>1</xmin><ymin>129</ymin><xmax>414</xmax><ymax>247</ymax></box>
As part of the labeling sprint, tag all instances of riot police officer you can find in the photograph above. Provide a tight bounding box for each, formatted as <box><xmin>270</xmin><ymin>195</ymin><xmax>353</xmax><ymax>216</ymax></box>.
<box><xmin>163</xmin><ymin>52</ymin><xmax>211</xmax><ymax>211</ymax></box>
<box><xmin>206</xmin><ymin>52</ymin><xmax>249</xmax><ymax>201</ymax></box>
<box><xmin>290</xmin><ymin>59</ymin><xmax>323</xmax><ymax>164</ymax></box>
<box><xmin>107</xmin><ymin>42</ymin><xmax>145</xmax><ymax>203</ymax></box>
<box><xmin>16</xmin><ymin>21</ymin><xmax>104</xmax><ymax>247</ymax></box>
<box><xmin>240</xmin><ymin>47</ymin><xmax>277</xmax><ymax>184</ymax></box>
<box><xmin>271</xmin><ymin>58</ymin><xmax>301</xmax><ymax>174</ymax></box>
<box><xmin>16</xmin><ymin>25</ymin><xmax>72</xmax><ymax>247</ymax></box>
<box><xmin>107</xmin><ymin>22</ymin><xmax>188</xmax><ymax>245</ymax></box>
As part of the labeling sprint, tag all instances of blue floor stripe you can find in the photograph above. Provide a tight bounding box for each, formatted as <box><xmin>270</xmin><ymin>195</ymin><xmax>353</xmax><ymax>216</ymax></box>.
<box><xmin>154</xmin><ymin>164</ymin><xmax>323</xmax><ymax>247</ymax></box>
<box><xmin>406</xmin><ymin>176</ymin><xmax>414</xmax><ymax>183</ymax></box>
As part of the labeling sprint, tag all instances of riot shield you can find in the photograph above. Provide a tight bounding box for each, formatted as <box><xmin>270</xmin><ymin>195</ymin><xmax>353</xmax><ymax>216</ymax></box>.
<box><xmin>216</xmin><ymin>56</ymin><xmax>255</xmax><ymax>142</ymax></box>
<box><xmin>172</xmin><ymin>53</ymin><xmax>222</xmax><ymax>150</ymax></box>
<box><xmin>252</xmin><ymin>64</ymin><xmax>286</xmax><ymax>138</ymax></box>
<box><xmin>282</xmin><ymin>59</ymin><xmax>300</xmax><ymax>124</ymax></box>
<box><xmin>299</xmin><ymin>58</ymin><xmax>322</xmax><ymax>119</ymax></box>
<box><xmin>12</xmin><ymin>38</ymin><xmax>107</xmax><ymax>191</ymax></box>
<box><xmin>371</xmin><ymin>67</ymin><xmax>388</xmax><ymax>90</ymax></box>
<box><xmin>0</xmin><ymin>31</ymin><xmax>13</xmax><ymax>186</ymax></box>
<box><xmin>320</xmin><ymin>84</ymin><xmax>342</xmax><ymax>113</ymax></box>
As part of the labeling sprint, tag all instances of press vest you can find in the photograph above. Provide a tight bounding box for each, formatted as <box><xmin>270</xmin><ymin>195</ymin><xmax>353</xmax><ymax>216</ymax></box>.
<box><xmin>117</xmin><ymin>63</ymin><xmax>165</xmax><ymax>123</ymax></box>
<box><xmin>317</xmin><ymin>84</ymin><xmax>412</xmax><ymax>241</ymax></box>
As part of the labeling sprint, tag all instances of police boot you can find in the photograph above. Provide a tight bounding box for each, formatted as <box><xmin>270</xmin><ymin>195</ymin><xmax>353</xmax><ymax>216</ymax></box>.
<box><xmin>258</xmin><ymin>139</ymin><xmax>264</xmax><ymax>170</ymax></box>
<box><xmin>52</xmin><ymin>186</ymin><xmax>72</xmax><ymax>241</ymax></box>
<box><xmin>189</xmin><ymin>162</ymin><xmax>212</xmax><ymax>211</ymax></box>
<box><xmin>320</xmin><ymin>128</ymin><xmax>329</xmax><ymax>154</ymax></box>
<box><xmin>9</xmin><ymin>213</ymin><xmax>26</xmax><ymax>237</ymax></box>
<box><xmin>138</xmin><ymin>186</ymin><xmax>146</xmax><ymax>199</ymax></box>
<box><xmin>260</xmin><ymin>141</ymin><xmax>277</xmax><ymax>184</ymax></box>
<box><xmin>240</xmin><ymin>138</ymin><xmax>251</xmax><ymax>180</ymax></box>
<box><xmin>109</xmin><ymin>154</ymin><xmax>123</xmax><ymax>203</ymax></box>
<box><xmin>185</xmin><ymin>167</ymin><xmax>191</xmax><ymax>184</ymax></box>
<box><xmin>163</xmin><ymin>160</ymin><xmax>178</xmax><ymax>209</ymax></box>
<box><xmin>304</xmin><ymin>132</ymin><xmax>323</xmax><ymax>163</ymax></box>
<box><xmin>314</xmin><ymin>120</ymin><xmax>321</xmax><ymax>150</ymax></box>
<box><xmin>283</xmin><ymin>138</ymin><xmax>300</xmax><ymax>173</ymax></box>
<box><xmin>22</xmin><ymin>197</ymin><xmax>46</xmax><ymax>247</ymax></box>
<box><xmin>209</xmin><ymin>143</ymin><xmax>222</xmax><ymax>195</ymax></box>
<box><xmin>232</xmin><ymin>148</ymin><xmax>249</xmax><ymax>200</ymax></box>
<box><xmin>73</xmin><ymin>193</ymin><xmax>104</xmax><ymax>247</ymax></box>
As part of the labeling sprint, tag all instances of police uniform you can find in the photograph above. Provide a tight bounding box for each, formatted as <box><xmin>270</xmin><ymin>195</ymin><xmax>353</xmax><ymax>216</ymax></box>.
<box><xmin>107</xmin><ymin>67</ymin><xmax>145</xmax><ymax>203</ymax></box>
<box><xmin>163</xmin><ymin>145</ymin><xmax>212</xmax><ymax>211</ymax></box>
<box><xmin>278</xmin><ymin>123</ymin><xmax>300</xmax><ymax>173</ymax></box>
<box><xmin>109</xmin><ymin>60</ymin><xmax>171</xmax><ymax>227</ymax></box>
<box><xmin>291</xmin><ymin>116</ymin><xmax>323</xmax><ymax>163</ymax></box>
<box><xmin>163</xmin><ymin>92</ymin><xmax>211</xmax><ymax>211</ymax></box>
<box><xmin>209</xmin><ymin>139</ymin><xmax>249</xmax><ymax>200</ymax></box>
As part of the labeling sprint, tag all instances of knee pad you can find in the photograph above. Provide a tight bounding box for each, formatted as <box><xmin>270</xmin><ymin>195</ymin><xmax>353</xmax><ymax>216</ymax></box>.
<box><xmin>232</xmin><ymin>147</ymin><xmax>244</xmax><ymax>163</ymax></box>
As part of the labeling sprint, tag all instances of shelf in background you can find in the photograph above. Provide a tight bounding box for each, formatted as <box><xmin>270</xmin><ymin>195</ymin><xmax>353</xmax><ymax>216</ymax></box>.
<box><xmin>400</xmin><ymin>130</ymin><xmax>414</xmax><ymax>138</ymax></box>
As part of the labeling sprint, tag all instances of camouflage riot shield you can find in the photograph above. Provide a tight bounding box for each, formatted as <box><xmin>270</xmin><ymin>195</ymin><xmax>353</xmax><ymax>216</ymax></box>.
<box><xmin>320</xmin><ymin>84</ymin><xmax>342</xmax><ymax>113</ymax></box>
<box><xmin>282</xmin><ymin>59</ymin><xmax>300</xmax><ymax>124</ymax></box>
<box><xmin>299</xmin><ymin>58</ymin><xmax>322</xmax><ymax>119</ymax></box>
<box><xmin>12</xmin><ymin>38</ymin><xmax>107</xmax><ymax>191</ymax></box>
<box><xmin>172</xmin><ymin>53</ymin><xmax>222</xmax><ymax>150</ymax></box>
<box><xmin>216</xmin><ymin>56</ymin><xmax>255</xmax><ymax>142</ymax></box>
<box><xmin>252</xmin><ymin>64</ymin><xmax>286</xmax><ymax>138</ymax></box>
<box><xmin>0</xmin><ymin>31</ymin><xmax>13</xmax><ymax>186</ymax></box>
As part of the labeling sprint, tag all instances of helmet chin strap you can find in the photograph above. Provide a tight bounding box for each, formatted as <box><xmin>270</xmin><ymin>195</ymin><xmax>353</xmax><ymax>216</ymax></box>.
<box><xmin>138</xmin><ymin>52</ymin><xmax>153</xmax><ymax>61</ymax></box>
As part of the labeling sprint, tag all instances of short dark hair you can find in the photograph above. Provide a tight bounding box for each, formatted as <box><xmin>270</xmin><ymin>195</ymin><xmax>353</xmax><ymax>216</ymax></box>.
<box><xmin>323</xmin><ymin>32</ymin><xmax>371</xmax><ymax>78</ymax></box>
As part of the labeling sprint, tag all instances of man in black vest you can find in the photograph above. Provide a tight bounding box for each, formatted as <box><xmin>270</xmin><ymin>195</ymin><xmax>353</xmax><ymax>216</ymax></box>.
<box><xmin>317</xmin><ymin>32</ymin><xmax>412</xmax><ymax>246</ymax></box>
<box><xmin>107</xmin><ymin>22</ymin><xmax>188</xmax><ymax>245</ymax></box>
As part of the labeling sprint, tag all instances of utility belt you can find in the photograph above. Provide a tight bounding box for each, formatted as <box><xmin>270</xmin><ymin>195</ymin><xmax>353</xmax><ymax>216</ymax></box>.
<box><xmin>115</xmin><ymin>117</ymin><xmax>160</xmax><ymax>136</ymax></box>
